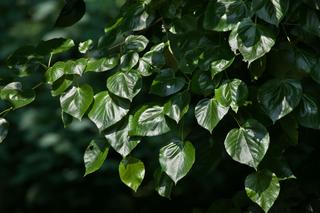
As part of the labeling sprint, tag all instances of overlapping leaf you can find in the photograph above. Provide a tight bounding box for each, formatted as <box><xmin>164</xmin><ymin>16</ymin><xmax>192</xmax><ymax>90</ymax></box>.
<box><xmin>119</xmin><ymin>156</ymin><xmax>145</xmax><ymax>192</ymax></box>
<box><xmin>84</xmin><ymin>140</ymin><xmax>109</xmax><ymax>176</ymax></box>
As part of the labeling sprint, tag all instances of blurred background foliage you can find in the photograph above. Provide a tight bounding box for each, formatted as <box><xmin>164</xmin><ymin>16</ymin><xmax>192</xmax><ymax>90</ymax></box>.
<box><xmin>0</xmin><ymin>1</ymin><xmax>320</xmax><ymax>213</ymax></box>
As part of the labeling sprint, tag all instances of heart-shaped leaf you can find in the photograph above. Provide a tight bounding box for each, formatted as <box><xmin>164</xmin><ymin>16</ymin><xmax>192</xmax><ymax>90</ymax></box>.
<box><xmin>119</xmin><ymin>156</ymin><xmax>145</xmax><ymax>192</ymax></box>
<box><xmin>124</xmin><ymin>35</ymin><xmax>149</xmax><ymax>52</ymax></box>
<box><xmin>84</xmin><ymin>140</ymin><xmax>109</xmax><ymax>176</ymax></box>
<box><xmin>164</xmin><ymin>91</ymin><xmax>190</xmax><ymax>123</ymax></box>
<box><xmin>224</xmin><ymin>119</ymin><xmax>270</xmax><ymax>169</ymax></box>
<box><xmin>159</xmin><ymin>140</ymin><xmax>195</xmax><ymax>184</ymax></box>
<box><xmin>297</xmin><ymin>94</ymin><xmax>320</xmax><ymax>129</ymax></box>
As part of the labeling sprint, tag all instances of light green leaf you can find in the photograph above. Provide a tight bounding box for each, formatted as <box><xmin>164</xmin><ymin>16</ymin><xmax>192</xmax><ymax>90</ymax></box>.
<box><xmin>252</xmin><ymin>0</ymin><xmax>289</xmax><ymax>26</ymax></box>
<box><xmin>107</xmin><ymin>70</ymin><xmax>142</xmax><ymax>101</ymax></box>
<box><xmin>120</xmin><ymin>52</ymin><xmax>139</xmax><ymax>72</ymax></box>
<box><xmin>154</xmin><ymin>168</ymin><xmax>174</xmax><ymax>199</ymax></box>
<box><xmin>79</xmin><ymin>39</ymin><xmax>93</xmax><ymax>54</ymax></box>
<box><xmin>60</xmin><ymin>84</ymin><xmax>94</xmax><ymax>120</ymax></box>
<box><xmin>297</xmin><ymin>94</ymin><xmax>320</xmax><ymax>129</ymax></box>
<box><xmin>164</xmin><ymin>91</ymin><xmax>190</xmax><ymax>123</ymax></box>
<box><xmin>229</xmin><ymin>18</ymin><xmax>276</xmax><ymax>64</ymax></box>
<box><xmin>105</xmin><ymin>116</ymin><xmax>141</xmax><ymax>157</ymax></box>
<box><xmin>224</xmin><ymin>119</ymin><xmax>270</xmax><ymax>169</ymax></box>
<box><xmin>245</xmin><ymin>170</ymin><xmax>280</xmax><ymax>213</ymax></box>
<box><xmin>0</xmin><ymin>82</ymin><xmax>35</xmax><ymax>109</ymax></box>
<box><xmin>88</xmin><ymin>91</ymin><xmax>129</xmax><ymax>131</ymax></box>
<box><xmin>85</xmin><ymin>57</ymin><xmax>119</xmax><ymax>72</ymax></box>
<box><xmin>215</xmin><ymin>79</ymin><xmax>248</xmax><ymax>112</ymax></box>
<box><xmin>159</xmin><ymin>140</ymin><xmax>195</xmax><ymax>184</ymax></box>
<box><xmin>257</xmin><ymin>79</ymin><xmax>302</xmax><ymax>123</ymax></box>
<box><xmin>0</xmin><ymin>118</ymin><xmax>9</xmax><ymax>143</ymax></box>
<box><xmin>84</xmin><ymin>140</ymin><xmax>109</xmax><ymax>176</ymax></box>
<box><xmin>119</xmin><ymin>156</ymin><xmax>145</xmax><ymax>192</ymax></box>
<box><xmin>204</xmin><ymin>0</ymin><xmax>249</xmax><ymax>32</ymax></box>
<box><xmin>195</xmin><ymin>98</ymin><xmax>229</xmax><ymax>133</ymax></box>
<box><xmin>130</xmin><ymin>105</ymin><xmax>170</xmax><ymax>136</ymax></box>
<box><xmin>124</xmin><ymin>35</ymin><xmax>149</xmax><ymax>52</ymax></box>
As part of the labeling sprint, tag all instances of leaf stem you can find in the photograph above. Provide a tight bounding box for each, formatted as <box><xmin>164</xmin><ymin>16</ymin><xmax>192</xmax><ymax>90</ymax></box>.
<box><xmin>0</xmin><ymin>107</ymin><xmax>13</xmax><ymax>117</ymax></box>
<box><xmin>48</xmin><ymin>53</ymin><xmax>53</xmax><ymax>68</ymax></box>
<box><xmin>32</xmin><ymin>82</ymin><xmax>44</xmax><ymax>90</ymax></box>
<box><xmin>231</xmin><ymin>112</ymin><xmax>241</xmax><ymax>127</ymax></box>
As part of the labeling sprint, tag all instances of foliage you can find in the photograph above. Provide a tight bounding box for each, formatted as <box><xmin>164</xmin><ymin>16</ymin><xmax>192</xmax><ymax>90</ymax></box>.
<box><xmin>1</xmin><ymin>0</ymin><xmax>320</xmax><ymax>212</ymax></box>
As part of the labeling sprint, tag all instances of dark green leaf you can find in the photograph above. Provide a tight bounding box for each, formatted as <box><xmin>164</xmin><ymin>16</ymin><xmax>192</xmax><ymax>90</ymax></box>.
<box><xmin>154</xmin><ymin>168</ymin><xmax>174</xmax><ymax>199</ymax></box>
<box><xmin>85</xmin><ymin>57</ymin><xmax>119</xmax><ymax>73</ymax></box>
<box><xmin>119</xmin><ymin>156</ymin><xmax>145</xmax><ymax>192</ymax></box>
<box><xmin>88</xmin><ymin>91</ymin><xmax>130</xmax><ymax>131</ymax></box>
<box><xmin>195</xmin><ymin>98</ymin><xmax>229</xmax><ymax>133</ymax></box>
<box><xmin>215</xmin><ymin>79</ymin><xmax>248</xmax><ymax>112</ymax></box>
<box><xmin>245</xmin><ymin>170</ymin><xmax>280</xmax><ymax>213</ymax></box>
<box><xmin>204</xmin><ymin>0</ymin><xmax>249</xmax><ymax>32</ymax></box>
<box><xmin>164</xmin><ymin>91</ymin><xmax>190</xmax><ymax>123</ymax></box>
<box><xmin>124</xmin><ymin>35</ymin><xmax>149</xmax><ymax>52</ymax></box>
<box><xmin>51</xmin><ymin>76</ymin><xmax>73</xmax><ymax>97</ymax></box>
<box><xmin>120</xmin><ymin>52</ymin><xmax>139</xmax><ymax>72</ymax></box>
<box><xmin>79</xmin><ymin>39</ymin><xmax>93</xmax><ymax>54</ymax></box>
<box><xmin>105</xmin><ymin>116</ymin><xmax>141</xmax><ymax>157</ymax></box>
<box><xmin>229</xmin><ymin>18</ymin><xmax>276</xmax><ymax>64</ymax></box>
<box><xmin>297</xmin><ymin>94</ymin><xmax>320</xmax><ymax>129</ymax></box>
<box><xmin>37</xmin><ymin>38</ymin><xmax>75</xmax><ymax>55</ymax></box>
<box><xmin>60</xmin><ymin>84</ymin><xmax>94</xmax><ymax>120</ymax></box>
<box><xmin>224</xmin><ymin>119</ymin><xmax>270</xmax><ymax>169</ymax></box>
<box><xmin>159</xmin><ymin>140</ymin><xmax>195</xmax><ymax>184</ymax></box>
<box><xmin>0</xmin><ymin>118</ymin><xmax>9</xmax><ymax>143</ymax></box>
<box><xmin>130</xmin><ymin>105</ymin><xmax>170</xmax><ymax>136</ymax></box>
<box><xmin>107</xmin><ymin>70</ymin><xmax>142</xmax><ymax>101</ymax></box>
<box><xmin>252</xmin><ymin>0</ymin><xmax>289</xmax><ymax>26</ymax></box>
<box><xmin>257</xmin><ymin>79</ymin><xmax>302</xmax><ymax>122</ymax></box>
<box><xmin>84</xmin><ymin>140</ymin><xmax>109</xmax><ymax>176</ymax></box>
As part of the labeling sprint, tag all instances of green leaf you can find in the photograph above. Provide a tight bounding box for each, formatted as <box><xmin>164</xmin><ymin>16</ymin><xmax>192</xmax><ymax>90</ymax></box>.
<box><xmin>229</xmin><ymin>18</ymin><xmax>276</xmax><ymax>64</ymax></box>
<box><xmin>215</xmin><ymin>79</ymin><xmax>248</xmax><ymax>112</ymax></box>
<box><xmin>159</xmin><ymin>140</ymin><xmax>195</xmax><ymax>184</ymax></box>
<box><xmin>60</xmin><ymin>84</ymin><xmax>94</xmax><ymax>120</ymax></box>
<box><xmin>195</xmin><ymin>98</ymin><xmax>229</xmax><ymax>133</ymax></box>
<box><xmin>257</xmin><ymin>79</ymin><xmax>302</xmax><ymax>123</ymax></box>
<box><xmin>84</xmin><ymin>140</ymin><xmax>109</xmax><ymax>176</ymax></box>
<box><xmin>224</xmin><ymin>119</ymin><xmax>270</xmax><ymax>169</ymax></box>
<box><xmin>79</xmin><ymin>39</ymin><xmax>93</xmax><ymax>54</ymax></box>
<box><xmin>120</xmin><ymin>52</ymin><xmax>139</xmax><ymax>72</ymax></box>
<box><xmin>119</xmin><ymin>156</ymin><xmax>145</xmax><ymax>192</ymax></box>
<box><xmin>0</xmin><ymin>118</ymin><xmax>9</xmax><ymax>143</ymax></box>
<box><xmin>88</xmin><ymin>91</ymin><xmax>130</xmax><ymax>131</ymax></box>
<box><xmin>252</xmin><ymin>0</ymin><xmax>289</xmax><ymax>26</ymax></box>
<box><xmin>154</xmin><ymin>168</ymin><xmax>174</xmax><ymax>199</ymax></box>
<box><xmin>204</xmin><ymin>0</ymin><xmax>249</xmax><ymax>32</ymax></box>
<box><xmin>51</xmin><ymin>76</ymin><xmax>73</xmax><ymax>97</ymax></box>
<box><xmin>124</xmin><ymin>35</ymin><xmax>149</xmax><ymax>52</ymax></box>
<box><xmin>36</xmin><ymin>38</ymin><xmax>75</xmax><ymax>55</ymax></box>
<box><xmin>130</xmin><ymin>105</ymin><xmax>170</xmax><ymax>136</ymax></box>
<box><xmin>105</xmin><ymin>116</ymin><xmax>141</xmax><ymax>157</ymax></box>
<box><xmin>191</xmin><ymin>71</ymin><xmax>215</xmax><ymax>96</ymax></box>
<box><xmin>61</xmin><ymin>110</ymin><xmax>73</xmax><ymax>128</ymax></box>
<box><xmin>107</xmin><ymin>70</ymin><xmax>142</xmax><ymax>101</ymax></box>
<box><xmin>0</xmin><ymin>82</ymin><xmax>35</xmax><ymax>109</ymax></box>
<box><xmin>150</xmin><ymin>69</ymin><xmax>186</xmax><ymax>97</ymax></box>
<box><xmin>164</xmin><ymin>91</ymin><xmax>190</xmax><ymax>123</ymax></box>
<box><xmin>85</xmin><ymin>57</ymin><xmax>119</xmax><ymax>73</ymax></box>
<box><xmin>297</xmin><ymin>94</ymin><xmax>320</xmax><ymax>129</ymax></box>
<box><xmin>245</xmin><ymin>170</ymin><xmax>280</xmax><ymax>213</ymax></box>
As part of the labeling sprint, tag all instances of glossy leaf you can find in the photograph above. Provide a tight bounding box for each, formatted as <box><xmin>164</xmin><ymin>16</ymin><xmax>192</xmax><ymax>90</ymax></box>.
<box><xmin>130</xmin><ymin>105</ymin><xmax>170</xmax><ymax>136</ymax></box>
<box><xmin>51</xmin><ymin>76</ymin><xmax>73</xmax><ymax>97</ymax></box>
<box><xmin>0</xmin><ymin>118</ymin><xmax>9</xmax><ymax>143</ymax></box>
<box><xmin>79</xmin><ymin>39</ymin><xmax>93</xmax><ymax>54</ymax></box>
<box><xmin>159</xmin><ymin>140</ymin><xmax>195</xmax><ymax>184</ymax></box>
<box><xmin>245</xmin><ymin>170</ymin><xmax>280</xmax><ymax>213</ymax></box>
<box><xmin>164</xmin><ymin>91</ymin><xmax>190</xmax><ymax>123</ymax></box>
<box><xmin>119</xmin><ymin>156</ymin><xmax>145</xmax><ymax>192</ymax></box>
<box><xmin>105</xmin><ymin>116</ymin><xmax>141</xmax><ymax>157</ymax></box>
<box><xmin>224</xmin><ymin>119</ymin><xmax>270</xmax><ymax>169</ymax></box>
<box><xmin>60</xmin><ymin>84</ymin><xmax>94</xmax><ymax>120</ymax></box>
<box><xmin>204</xmin><ymin>0</ymin><xmax>249</xmax><ymax>32</ymax></box>
<box><xmin>124</xmin><ymin>35</ymin><xmax>149</xmax><ymax>52</ymax></box>
<box><xmin>84</xmin><ymin>140</ymin><xmax>109</xmax><ymax>176</ymax></box>
<box><xmin>0</xmin><ymin>82</ymin><xmax>35</xmax><ymax>109</ymax></box>
<box><xmin>120</xmin><ymin>52</ymin><xmax>139</xmax><ymax>72</ymax></box>
<box><xmin>88</xmin><ymin>91</ymin><xmax>129</xmax><ymax>131</ymax></box>
<box><xmin>257</xmin><ymin>79</ymin><xmax>302</xmax><ymax>123</ymax></box>
<box><xmin>215</xmin><ymin>79</ymin><xmax>248</xmax><ymax>112</ymax></box>
<box><xmin>85</xmin><ymin>57</ymin><xmax>119</xmax><ymax>73</ymax></box>
<box><xmin>107</xmin><ymin>70</ymin><xmax>142</xmax><ymax>101</ymax></box>
<box><xmin>229</xmin><ymin>18</ymin><xmax>276</xmax><ymax>64</ymax></box>
<box><xmin>252</xmin><ymin>0</ymin><xmax>289</xmax><ymax>26</ymax></box>
<box><xmin>297</xmin><ymin>94</ymin><xmax>320</xmax><ymax>129</ymax></box>
<box><xmin>195</xmin><ymin>98</ymin><xmax>229</xmax><ymax>133</ymax></box>
<box><xmin>37</xmin><ymin>38</ymin><xmax>75</xmax><ymax>55</ymax></box>
<box><xmin>154</xmin><ymin>168</ymin><xmax>174</xmax><ymax>199</ymax></box>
